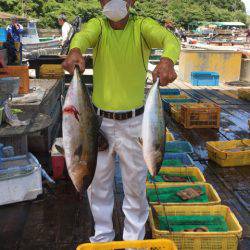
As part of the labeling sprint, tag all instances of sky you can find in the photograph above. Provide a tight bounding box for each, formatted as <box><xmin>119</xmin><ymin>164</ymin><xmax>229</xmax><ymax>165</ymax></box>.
<box><xmin>242</xmin><ymin>0</ymin><xmax>250</xmax><ymax>14</ymax></box>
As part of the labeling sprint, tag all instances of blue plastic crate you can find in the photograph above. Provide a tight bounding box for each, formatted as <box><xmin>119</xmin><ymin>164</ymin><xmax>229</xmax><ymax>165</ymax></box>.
<box><xmin>191</xmin><ymin>71</ymin><xmax>219</xmax><ymax>86</ymax></box>
<box><xmin>160</xmin><ymin>88</ymin><xmax>181</xmax><ymax>96</ymax></box>
<box><xmin>162</xmin><ymin>98</ymin><xmax>197</xmax><ymax>111</ymax></box>
<box><xmin>165</xmin><ymin>140</ymin><xmax>194</xmax><ymax>154</ymax></box>
<box><xmin>162</xmin><ymin>153</ymin><xmax>194</xmax><ymax>167</ymax></box>
<box><xmin>0</xmin><ymin>28</ymin><xmax>7</xmax><ymax>43</ymax></box>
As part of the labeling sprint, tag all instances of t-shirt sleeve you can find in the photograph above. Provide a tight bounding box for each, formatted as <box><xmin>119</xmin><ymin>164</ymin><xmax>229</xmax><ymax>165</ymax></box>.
<box><xmin>141</xmin><ymin>18</ymin><xmax>181</xmax><ymax>64</ymax></box>
<box><xmin>70</xmin><ymin>18</ymin><xmax>102</xmax><ymax>54</ymax></box>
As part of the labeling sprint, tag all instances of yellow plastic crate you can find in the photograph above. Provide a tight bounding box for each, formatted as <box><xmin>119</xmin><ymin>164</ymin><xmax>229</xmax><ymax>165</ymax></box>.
<box><xmin>166</xmin><ymin>132</ymin><xmax>175</xmax><ymax>142</ymax></box>
<box><xmin>206</xmin><ymin>139</ymin><xmax>250</xmax><ymax>167</ymax></box>
<box><xmin>146</xmin><ymin>182</ymin><xmax>221</xmax><ymax>206</ymax></box>
<box><xmin>40</xmin><ymin>64</ymin><xmax>65</xmax><ymax>79</ymax></box>
<box><xmin>77</xmin><ymin>239</ymin><xmax>177</xmax><ymax>250</ymax></box>
<box><xmin>238</xmin><ymin>88</ymin><xmax>250</xmax><ymax>101</ymax></box>
<box><xmin>162</xmin><ymin>93</ymin><xmax>189</xmax><ymax>100</ymax></box>
<box><xmin>181</xmin><ymin>103</ymin><xmax>220</xmax><ymax>129</ymax></box>
<box><xmin>149</xmin><ymin>205</ymin><xmax>242</xmax><ymax>250</ymax></box>
<box><xmin>147</xmin><ymin>167</ymin><xmax>206</xmax><ymax>184</ymax></box>
<box><xmin>170</xmin><ymin>104</ymin><xmax>181</xmax><ymax>123</ymax></box>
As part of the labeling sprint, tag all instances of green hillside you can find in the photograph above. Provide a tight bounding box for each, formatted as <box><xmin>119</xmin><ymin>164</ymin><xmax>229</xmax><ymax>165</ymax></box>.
<box><xmin>0</xmin><ymin>0</ymin><xmax>247</xmax><ymax>28</ymax></box>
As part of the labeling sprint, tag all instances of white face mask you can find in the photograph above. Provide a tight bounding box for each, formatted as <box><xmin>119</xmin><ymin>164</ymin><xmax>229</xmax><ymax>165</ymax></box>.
<box><xmin>102</xmin><ymin>0</ymin><xmax>128</xmax><ymax>22</ymax></box>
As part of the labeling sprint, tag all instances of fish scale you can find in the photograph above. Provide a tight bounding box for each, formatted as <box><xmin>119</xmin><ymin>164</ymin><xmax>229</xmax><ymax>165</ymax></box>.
<box><xmin>62</xmin><ymin>68</ymin><xmax>101</xmax><ymax>193</ymax></box>
<box><xmin>142</xmin><ymin>78</ymin><xmax>166</xmax><ymax>177</ymax></box>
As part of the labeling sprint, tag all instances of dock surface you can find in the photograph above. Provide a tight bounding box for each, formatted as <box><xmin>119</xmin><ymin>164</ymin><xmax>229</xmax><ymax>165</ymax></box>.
<box><xmin>0</xmin><ymin>82</ymin><xmax>249</xmax><ymax>250</ymax></box>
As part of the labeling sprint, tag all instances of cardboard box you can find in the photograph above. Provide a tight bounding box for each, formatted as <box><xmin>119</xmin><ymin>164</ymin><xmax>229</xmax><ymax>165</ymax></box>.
<box><xmin>0</xmin><ymin>65</ymin><xmax>29</xmax><ymax>94</ymax></box>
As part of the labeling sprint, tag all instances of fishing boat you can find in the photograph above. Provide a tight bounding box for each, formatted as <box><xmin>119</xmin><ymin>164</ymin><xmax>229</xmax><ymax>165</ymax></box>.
<box><xmin>22</xmin><ymin>20</ymin><xmax>61</xmax><ymax>53</ymax></box>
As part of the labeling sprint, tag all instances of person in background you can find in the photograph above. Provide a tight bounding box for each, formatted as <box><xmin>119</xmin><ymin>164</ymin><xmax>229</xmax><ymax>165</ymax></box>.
<box><xmin>6</xmin><ymin>16</ymin><xmax>23</xmax><ymax>43</ymax></box>
<box><xmin>63</xmin><ymin>0</ymin><xmax>180</xmax><ymax>243</ymax></box>
<box><xmin>164</xmin><ymin>20</ymin><xmax>175</xmax><ymax>32</ymax></box>
<box><xmin>179</xmin><ymin>27</ymin><xmax>187</xmax><ymax>42</ymax></box>
<box><xmin>58</xmin><ymin>14</ymin><xmax>73</xmax><ymax>48</ymax></box>
<box><xmin>231</xmin><ymin>27</ymin><xmax>237</xmax><ymax>39</ymax></box>
<box><xmin>4</xmin><ymin>33</ymin><xmax>17</xmax><ymax>65</ymax></box>
<box><xmin>6</xmin><ymin>16</ymin><xmax>23</xmax><ymax>64</ymax></box>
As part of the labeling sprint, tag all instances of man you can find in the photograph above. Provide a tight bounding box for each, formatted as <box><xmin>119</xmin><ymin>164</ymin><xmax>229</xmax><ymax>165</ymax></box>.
<box><xmin>164</xmin><ymin>20</ymin><xmax>175</xmax><ymax>32</ymax></box>
<box><xmin>6</xmin><ymin>16</ymin><xmax>23</xmax><ymax>43</ymax></box>
<box><xmin>6</xmin><ymin>16</ymin><xmax>23</xmax><ymax>64</ymax></box>
<box><xmin>63</xmin><ymin>0</ymin><xmax>180</xmax><ymax>243</ymax></box>
<box><xmin>60</xmin><ymin>16</ymin><xmax>82</xmax><ymax>55</ymax></box>
<box><xmin>58</xmin><ymin>14</ymin><xmax>73</xmax><ymax>48</ymax></box>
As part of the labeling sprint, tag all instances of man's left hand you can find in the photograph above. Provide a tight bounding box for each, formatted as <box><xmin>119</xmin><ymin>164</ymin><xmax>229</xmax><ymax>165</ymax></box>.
<box><xmin>152</xmin><ymin>57</ymin><xmax>177</xmax><ymax>86</ymax></box>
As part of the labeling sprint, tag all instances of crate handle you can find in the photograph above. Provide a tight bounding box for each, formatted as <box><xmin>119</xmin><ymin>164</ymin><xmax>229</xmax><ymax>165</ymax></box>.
<box><xmin>241</xmin><ymin>140</ymin><xmax>249</xmax><ymax>147</ymax></box>
<box><xmin>211</xmin><ymin>151</ymin><xmax>228</xmax><ymax>161</ymax></box>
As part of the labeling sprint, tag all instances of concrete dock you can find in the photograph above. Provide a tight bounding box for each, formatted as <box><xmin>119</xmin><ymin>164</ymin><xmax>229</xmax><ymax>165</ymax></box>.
<box><xmin>0</xmin><ymin>81</ymin><xmax>249</xmax><ymax>250</ymax></box>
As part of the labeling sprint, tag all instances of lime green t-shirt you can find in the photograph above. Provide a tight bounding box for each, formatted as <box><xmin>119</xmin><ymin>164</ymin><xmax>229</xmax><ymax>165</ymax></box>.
<box><xmin>70</xmin><ymin>16</ymin><xmax>180</xmax><ymax>111</ymax></box>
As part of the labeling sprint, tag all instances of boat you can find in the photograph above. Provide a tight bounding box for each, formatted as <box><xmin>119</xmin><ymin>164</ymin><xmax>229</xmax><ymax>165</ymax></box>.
<box><xmin>21</xmin><ymin>20</ymin><xmax>61</xmax><ymax>57</ymax></box>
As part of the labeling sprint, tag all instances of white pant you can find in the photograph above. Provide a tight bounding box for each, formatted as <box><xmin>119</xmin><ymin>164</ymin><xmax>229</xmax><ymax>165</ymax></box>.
<box><xmin>87</xmin><ymin>114</ymin><xmax>149</xmax><ymax>242</ymax></box>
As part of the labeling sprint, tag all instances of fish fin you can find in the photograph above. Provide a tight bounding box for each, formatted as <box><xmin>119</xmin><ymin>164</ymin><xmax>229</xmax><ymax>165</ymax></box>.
<box><xmin>155</xmin><ymin>144</ymin><xmax>164</xmax><ymax>174</ymax></box>
<box><xmin>137</xmin><ymin>137</ymin><xmax>143</xmax><ymax>147</ymax></box>
<box><xmin>74</xmin><ymin>144</ymin><xmax>83</xmax><ymax>158</ymax></box>
<box><xmin>55</xmin><ymin>145</ymin><xmax>65</xmax><ymax>156</ymax></box>
<box><xmin>60</xmin><ymin>95</ymin><xmax>65</xmax><ymax>107</ymax></box>
<box><xmin>155</xmin><ymin>145</ymin><xmax>164</xmax><ymax>163</ymax></box>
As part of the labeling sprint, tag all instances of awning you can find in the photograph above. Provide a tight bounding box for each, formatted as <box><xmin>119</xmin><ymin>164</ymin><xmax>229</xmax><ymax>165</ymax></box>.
<box><xmin>189</xmin><ymin>21</ymin><xmax>246</xmax><ymax>27</ymax></box>
<box><xmin>215</xmin><ymin>22</ymin><xmax>245</xmax><ymax>27</ymax></box>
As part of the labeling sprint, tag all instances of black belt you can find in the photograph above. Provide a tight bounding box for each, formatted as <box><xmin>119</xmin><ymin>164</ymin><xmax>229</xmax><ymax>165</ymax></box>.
<box><xmin>94</xmin><ymin>106</ymin><xmax>144</xmax><ymax>120</ymax></box>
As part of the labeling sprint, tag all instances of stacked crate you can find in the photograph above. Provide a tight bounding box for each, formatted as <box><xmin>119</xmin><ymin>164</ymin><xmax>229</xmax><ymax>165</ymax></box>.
<box><xmin>180</xmin><ymin>103</ymin><xmax>221</xmax><ymax>129</ymax></box>
<box><xmin>160</xmin><ymin>89</ymin><xmax>221</xmax><ymax>129</ymax></box>
<box><xmin>146</xmin><ymin>121</ymin><xmax>242</xmax><ymax>249</ymax></box>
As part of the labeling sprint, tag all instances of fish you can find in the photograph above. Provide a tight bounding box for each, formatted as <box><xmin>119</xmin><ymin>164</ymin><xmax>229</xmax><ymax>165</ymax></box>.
<box><xmin>62</xmin><ymin>68</ymin><xmax>101</xmax><ymax>192</ymax></box>
<box><xmin>141</xmin><ymin>78</ymin><xmax>165</xmax><ymax>177</ymax></box>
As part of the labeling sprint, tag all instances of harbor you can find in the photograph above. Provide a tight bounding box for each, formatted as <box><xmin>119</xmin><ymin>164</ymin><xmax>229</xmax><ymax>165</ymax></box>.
<box><xmin>0</xmin><ymin>1</ymin><xmax>250</xmax><ymax>250</ymax></box>
<box><xmin>0</xmin><ymin>81</ymin><xmax>249</xmax><ymax>249</ymax></box>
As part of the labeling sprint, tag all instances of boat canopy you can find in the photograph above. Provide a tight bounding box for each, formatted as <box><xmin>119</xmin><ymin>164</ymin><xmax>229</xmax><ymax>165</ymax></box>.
<box><xmin>189</xmin><ymin>21</ymin><xmax>246</xmax><ymax>29</ymax></box>
<box><xmin>214</xmin><ymin>22</ymin><xmax>245</xmax><ymax>27</ymax></box>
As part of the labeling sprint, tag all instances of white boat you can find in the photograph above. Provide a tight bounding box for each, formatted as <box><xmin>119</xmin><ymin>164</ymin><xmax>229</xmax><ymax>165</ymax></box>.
<box><xmin>22</xmin><ymin>21</ymin><xmax>61</xmax><ymax>53</ymax></box>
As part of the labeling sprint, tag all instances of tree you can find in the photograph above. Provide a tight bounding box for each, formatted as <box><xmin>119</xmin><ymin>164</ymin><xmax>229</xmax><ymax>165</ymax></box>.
<box><xmin>0</xmin><ymin>0</ymin><xmax>247</xmax><ymax>28</ymax></box>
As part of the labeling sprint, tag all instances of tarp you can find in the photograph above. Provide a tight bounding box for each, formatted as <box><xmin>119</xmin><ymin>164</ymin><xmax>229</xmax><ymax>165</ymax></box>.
<box><xmin>189</xmin><ymin>21</ymin><xmax>245</xmax><ymax>28</ymax></box>
<box><xmin>214</xmin><ymin>22</ymin><xmax>245</xmax><ymax>27</ymax></box>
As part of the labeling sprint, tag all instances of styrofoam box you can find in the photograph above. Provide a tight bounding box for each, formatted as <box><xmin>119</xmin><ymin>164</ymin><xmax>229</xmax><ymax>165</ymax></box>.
<box><xmin>0</xmin><ymin>153</ymin><xmax>43</xmax><ymax>205</ymax></box>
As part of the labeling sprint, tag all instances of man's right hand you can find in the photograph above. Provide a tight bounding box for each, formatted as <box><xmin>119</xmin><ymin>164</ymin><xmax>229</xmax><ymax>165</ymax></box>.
<box><xmin>62</xmin><ymin>48</ymin><xmax>85</xmax><ymax>75</ymax></box>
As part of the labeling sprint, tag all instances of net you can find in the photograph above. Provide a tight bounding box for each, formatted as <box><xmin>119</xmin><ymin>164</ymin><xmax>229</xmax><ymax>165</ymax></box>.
<box><xmin>162</xmin><ymin>159</ymin><xmax>183</xmax><ymax>166</ymax></box>
<box><xmin>158</xmin><ymin>215</ymin><xmax>228</xmax><ymax>232</ymax></box>
<box><xmin>147</xmin><ymin>185</ymin><xmax>208</xmax><ymax>203</ymax></box>
<box><xmin>148</xmin><ymin>172</ymin><xmax>198</xmax><ymax>183</ymax></box>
